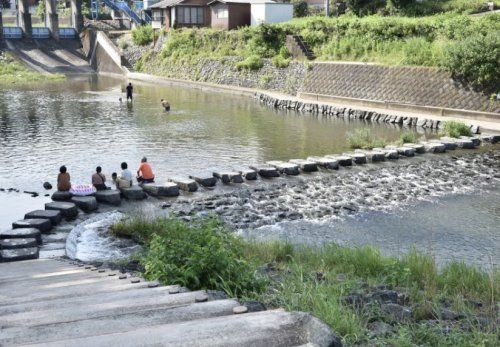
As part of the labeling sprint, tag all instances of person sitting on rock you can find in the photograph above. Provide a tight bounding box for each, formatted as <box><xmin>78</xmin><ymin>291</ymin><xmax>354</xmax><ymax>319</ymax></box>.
<box><xmin>57</xmin><ymin>165</ymin><xmax>71</xmax><ymax>191</ymax></box>
<box><xmin>161</xmin><ymin>99</ymin><xmax>170</xmax><ymax>112</ymax></box>
<box><xmin>111</xmin><ymin>172</ymin><xmax>129</xmax><ymax>189</ymax></box>
<box><xmin>92</xmin><ymin>166</ymin><xmax>107</xmax><ymax>191</ymax></box>
<box><xmin>120</xmin><ymin>162</ymin><xmax>133</xmax><ymax>187</ymax></box>
<box><xmin>136</xmin><ymin>157</ymin><xmax>155</xmax><ymax>184</ymax></box>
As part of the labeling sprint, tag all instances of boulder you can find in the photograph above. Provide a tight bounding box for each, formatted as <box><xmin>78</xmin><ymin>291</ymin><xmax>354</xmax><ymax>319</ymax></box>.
<box><xmin>142</xmin><ymin>183</ymin><xmax>179</xmax><ymax>197</ymax></box>
<box><xmin>189</xmin><ymin>173</ymin><xmax>217</xmax><ymax>187</ymax></box>
<box><xmin>95</xmin><ymin>189</ymin><xmax>122</xmax><ymax>205</ymax></box>
<box><xmin>168</xmin><ymin>178</ymin><xmax>198</xmax><ymax>192</ymax></box>
<box><xmin>213</xmin><ymin>171</ymin><xmax>244</xmax><ymax>183</ymax></box>
<box><xmin>266</xmin><ymin>161</ymin><xmax>300</xmax><ymax>176</ymax></box>
<box><xmin>0</xmin><ymin>228</ymin><xmax>42</xmax><ymax>244</ymax></box>
<box><xmin>45</xmin><ymin>201</ymin><xmax>79</xmax><ymax>219</ymax></box>
<box><xmin>0</xmin><ymin>247</ymin><xmax>39</xmax><ymax>262</ymax></box>
<box><xmin>12</xmin><ymin>219</ymin><xmax>52</xmax><ymax>233</ymax></box>
<box><xmin>120</xmin><ymin>186</ymin><xmax>147</xmax><ymax>200</ymax></box>
<box><xmin>307</xmin><ymin>156</ymin><xmax>339</xmax><ymax>170</ymax></box>
<box><xmin>238</xmin><ymin>169</ymin><xmax>258</xmax><ymax>180</ymax></box>
<box><xmin>289</xmin><ymin>159</ymin><xmax>318</xmax><ymax>172</ymax></box>
<box><xmin>24</xmin><ymin>209</ymin><xmax>62</xmax><ymax>225</ymax></box>
<box><xmin>0</xmin><ymin>238</ymin><xmax>38</xmax><ymax>250</ymax></box>
<box><xmin>51</xmin><ymin>190</ymin><xmax>72</xmax><ymax>201</ymax></box>
<box><xmin>249</xmin><ymin>165</ymin><xmax>279</xmax><ymax>178</ymax></box>
<box><xmin>71</xmin><ymin>196</ymin><xmax>98</xmax><ymax>213</ymax></box>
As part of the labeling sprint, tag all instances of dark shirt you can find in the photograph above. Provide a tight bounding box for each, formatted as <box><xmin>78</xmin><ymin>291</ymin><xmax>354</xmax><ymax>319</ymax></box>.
<box><xmin>126</xmin><ymin>85</ymin><xmax>133</xmax><ymax>95</ymax></box>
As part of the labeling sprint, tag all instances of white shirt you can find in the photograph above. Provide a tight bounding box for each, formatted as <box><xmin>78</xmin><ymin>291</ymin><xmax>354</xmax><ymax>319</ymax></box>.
<box><xmin>121</xmin><ymin>169</ymin><xmax>133</xmax><ymax>182</ymax></box>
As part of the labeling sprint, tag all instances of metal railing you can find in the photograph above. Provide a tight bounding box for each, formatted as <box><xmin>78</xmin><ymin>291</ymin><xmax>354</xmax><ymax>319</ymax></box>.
<box><xmin>32</xmin><ymin>27</ymin><xmax>50</xmax><ymax>39</ymax></box>
<box><xmin>3</xmin><ymin>27</ymin><xmax>22</xmax><ymax>39</ymax></box>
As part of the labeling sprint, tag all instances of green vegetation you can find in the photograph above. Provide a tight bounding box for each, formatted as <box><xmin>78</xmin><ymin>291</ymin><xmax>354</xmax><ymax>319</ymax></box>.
<box><xmin>0</xmin><ymin>52</ymin><xmax>64</xmax><ymax>84</ymax></box>
<box><xmin>132</xmin><ymin>25</ymin><xmax>154</xmax><ymax>46</ymax></box>
<box><xmin>113</xmin><ymin>216</ymin><xmax>499</xmax><ymax>346</ymax></box>
<box><xmin>236</xmin><ymin>55</ymin><xmax>264</xmax><ymax>71</ymax></box>
<box><xmin>347</xmin><ymin>128</ymin><xmax>387</xmax><ymax>149</ymax></box>
<box><xmin>440</xmin><ymin>120</ymin><xmax>473</xmax><ymax>138</ymax></box>
<box><xmin>399</xmin><ymin>130</ymin><xmax>419</xmax><ymax>144</ymax></box>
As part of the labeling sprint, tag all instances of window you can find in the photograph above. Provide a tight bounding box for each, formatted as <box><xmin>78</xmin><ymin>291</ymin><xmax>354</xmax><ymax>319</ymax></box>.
<box><xmin>177</xmin><ymin>6</ymin><xmax>204</xmax><ymax>25</ymax></box>
<box><xmin>216</xmin><ymin>7</ymin><xmax>228</xmax><ymax>19</ymax></box>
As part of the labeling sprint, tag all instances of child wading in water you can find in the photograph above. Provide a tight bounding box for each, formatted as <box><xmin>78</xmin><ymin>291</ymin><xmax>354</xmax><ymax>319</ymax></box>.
<box><xmin>161</xmin><ymin>99</ymin><xmax>170</xmax><ymax>111</ymax></box>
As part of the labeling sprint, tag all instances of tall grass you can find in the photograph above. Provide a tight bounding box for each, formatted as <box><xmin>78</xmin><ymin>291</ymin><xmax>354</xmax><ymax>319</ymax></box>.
<box><xmin>347</xmin><ymin>128</ymin><xmax>387</xmax><ymax>149</ymax></box>
<box><xmin>440</xmin><ymin>120</ymin><xmax>473</xmax><ymax>138</ymax></box>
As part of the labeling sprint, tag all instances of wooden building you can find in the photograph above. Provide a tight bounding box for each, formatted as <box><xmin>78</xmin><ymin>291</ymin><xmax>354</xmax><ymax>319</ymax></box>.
<box><xmin>150</xmin><ymin>0</ymin><xmax>211</xmax><ymax>31</ymax></box>
<box><xmin>208</xmin><ymin>0</ymin><xmax>251</xmax><ymax>30</ymax></box>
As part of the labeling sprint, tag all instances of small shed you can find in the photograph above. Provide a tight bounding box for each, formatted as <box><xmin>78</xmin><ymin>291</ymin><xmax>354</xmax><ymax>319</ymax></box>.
<box><xmin>250</xmin><ymin>0</ymin><xmax>293</xmax><ymax>26</ymax></box>
<box><xmin>208</xmin><ymin>0</ymin><xmax>251</xmax><ymax>30</ymax></box>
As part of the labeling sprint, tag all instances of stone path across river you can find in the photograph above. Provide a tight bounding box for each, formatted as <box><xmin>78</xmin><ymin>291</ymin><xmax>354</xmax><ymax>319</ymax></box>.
<box><xmin>0</xmin><ymin>258</ymin><xmax>340</xmax><ymax>346</ymax></box>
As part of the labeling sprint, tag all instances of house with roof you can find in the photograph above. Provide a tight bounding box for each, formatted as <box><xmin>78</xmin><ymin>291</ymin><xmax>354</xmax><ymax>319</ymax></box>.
<box><xmin>150</xmin><ymin>0</ymin><xmax>212</xmax><ymax>30</ymax></box>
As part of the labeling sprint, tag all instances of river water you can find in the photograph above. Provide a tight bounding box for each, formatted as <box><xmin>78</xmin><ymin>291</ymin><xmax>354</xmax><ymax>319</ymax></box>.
<box><xmin>0</xmin><ymin>75</ymin><xmax>498</xmax><ymax>268</ymax></box>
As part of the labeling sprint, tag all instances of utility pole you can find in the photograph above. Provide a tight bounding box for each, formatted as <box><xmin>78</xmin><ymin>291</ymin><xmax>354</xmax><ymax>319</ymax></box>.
<box><xmin>325</xmin><ymin>0</ymin><xmax>329</xmax><ymax>17</ymax></box>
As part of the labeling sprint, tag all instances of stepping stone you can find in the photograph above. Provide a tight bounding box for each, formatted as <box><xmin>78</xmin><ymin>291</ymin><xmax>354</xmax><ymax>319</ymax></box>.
<box><xmin>422</xmin><ymin>142</ymin><xmax>446</xmax><ymax>153</ymax></box>
<box><xmin>480</xmin><ymin>134</ymin><xmax>500</xmax><ymax>144</ymax></box>
<box><xmin>142</xmin><ymin>183</ymin><xmax>179</xmax><ymax>197</ymax></box>
<box><xmin>438</xmin><ymin>137</ymin><xmax>458</xmax><ymax>150</ymax></box>
<box><xmin>238</xmin><ymin>169</ymin><xmax>258</xmax><ymax>180</ymax></box>
<box><xmin>403</xmin><ymin>143</ymin><xmax>425</xmax><ymax>154</ymax></box>
<box><xmin>45</xmin><ymin>201</ymin><xmax>79</xmax><ymax>219</ymax></box>
<box><xmin>233</xmin><ymin>306</ymin><xmax>248</xmax><ymax>314</ymax></box>
<box><xmin>0</xmin><ymin>247</ymin><xmax>39</xmax><ymax>262</ymax></box>
<box><xmin>213</xmin><ymin>171</ymin><xmax>244</xmax><ymax>183</ymax></box>
<box><xmin>460</xmin><ymin>136</ymin><xmax>481</xmax><ymax>147</ymax></box>
<box><xmin>380</xmin><ymin>149</ymin><xmax>399</xmax><ymax>160</ymax></box>
<box><xmin>71</xmin><ymin>196</ymin><xmax>98</xmax><ymax>213</ymax></box>
<box><xmin>120</xmin><ymin>186</ymin><xmax>147</xmax><ymax>200</ymax></box>
<box><xmin>51</xmin><ymin>190</ymin><xmax>72</xmax><ymax>201</ymax></box>
<box><xmin>289</xmin><ymin>159</ymin><xmax>318</xmax><ymax>172</ymax></box>
<box><xmin>24</xmin><ymin>210</ymin><xmax>62</xmax><ymax>225</ymax></box>
<box><xmin>396</xmin><ymin>147</ymin><xmax>415</xmax><ymax>157</ymax></box>
<box><xmin>0</xmin><ymin>237</ymin><xmax>38</xmax><ymax>250</ymax></box>
<box><xmin>307</xmin><ymin>156</ymin><xmax>339</xmax><ymax>170</ymax></box>
<box><xmin>344</xmin><ymin>153</ymin><xmax>367</xmax><ymax>164</ymax></box>
<box><xmin>0</xmin><ymin>228</ymin><xmax>42</xmax><ymax>244</ymax></box>
<box><xmin>189</xmin><ymin>173</ymin><xmax>217</xmax><ymax>187</ymax></box>
<box><xmin>95</xmin><ymin>190</ymin><xmax>122</xmax><ymax>205</ymax></box>
<box><xmin>13</xmin><ymin>219</ymin><xmax>52</xmax><ymax>233</ymax></box>
<box><xmin>326</xmin><ymin>155</ymin><xmax>352</xmax><ymax>166</ymax></box>
<box><xmin>168</xmin><ymin>178</ymin><xmax>198</xmax><ymax>192</ymax></box>
<box><xmin>266</xmin><ymin>161</ymin><xmax>299</xmax><ymax>176</ymax></box>
<box><xmin>356</xmin><ymin>150</ymin><xmax>386</xmax><ymax>162</ymax></box>
<box><xmin>249</xmin><ymin>165</ymin><xmax>279</xmax><ymax>178</ymax></box>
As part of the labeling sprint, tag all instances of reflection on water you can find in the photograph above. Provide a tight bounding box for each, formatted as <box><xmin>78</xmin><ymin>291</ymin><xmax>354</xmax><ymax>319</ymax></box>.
<box><xmin>0</xmin><ymin>75</ymin><xmax>430</xmax><ymax>194</ymax></box>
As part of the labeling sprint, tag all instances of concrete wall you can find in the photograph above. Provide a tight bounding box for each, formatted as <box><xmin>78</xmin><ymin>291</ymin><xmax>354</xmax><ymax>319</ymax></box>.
<box><xmin>300</xmin><ymin>63</ymin><xmax>499</xmax><ymax>114</ymax></box>
<box><xmin>251</xmin><ymin>3</ymin><xmax>293</xmax><ymax>26</ymax></box>
<box><xmin>81</xmin><ymin>29</ymin><xmax>124</xmax><ymax>75</ymax></box>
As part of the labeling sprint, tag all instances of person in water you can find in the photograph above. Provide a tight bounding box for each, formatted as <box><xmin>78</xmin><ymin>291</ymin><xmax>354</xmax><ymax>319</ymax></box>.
<box><xmin>126</xmin><ymin>82</ymin><xmax>133</xmax><ymax>101</ymax></box>
<box><xmin>112</xmin><ymin>162</ymin><xmax>133</xmax><ymax>188</ymax></box>
<box><xmin>136</xmin><ymin>157</ymin><xmax>155</xmax><ymax>183</ymax></box>
<box><xmin>161</xmin><ymin>99</ymin><xmax>170</xmax><ymax>111</ymax></box>
<box><xmin>57</xmin><ymin>165</ymin><xmax>71</xmax><ymax>191</ymax></box>
<box><xmin>92</xmin><ymin>166</ymin><xmax>107</xmax><ymax>190</ymax></box>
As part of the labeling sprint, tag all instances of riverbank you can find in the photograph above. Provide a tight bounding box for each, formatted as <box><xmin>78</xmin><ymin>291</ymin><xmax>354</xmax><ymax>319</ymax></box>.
<box><xmin>109</xmin><ymin>216</ymin><xmax>499</xmax><ymax>346</ymax></box>
<box><xmin>0</xmin><ymin>51</ymin><xmax>64</xmax><ymax>84</ymax></box>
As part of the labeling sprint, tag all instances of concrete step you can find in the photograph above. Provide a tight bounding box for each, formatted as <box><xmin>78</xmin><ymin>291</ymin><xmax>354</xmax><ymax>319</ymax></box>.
<box><xmin>249</xmin><ymin>165</ymin><xmax>280</xmax><ymax>178</ymax></box>
<box><xmin>0</xmin><ymin>299</ymin><xmax>240</xmax><ymax>346</ymax></box>
<box><xmin>0</xmin><ymin>247</ymin><xmax>39</xmax><ymax>262</ymax></box>
<box><xmin>45</xmin><ymin>201</ymin><xmax>79</xmax><ymax>219</ymax></box>
<box><xmin>12</xmin><ymin>218</ymin><xmax>52</xmax><ymax>233</ymax></box>
<box><xmin>266</xmin><ymin>161</ymin><xmax>300</xmax><ymax>176</ymax></box>
<box><xmin>19</xmin><ymin>310</ymin><xmax>340</xmax><ymax>347</ymax></box>
<box><xmin>168</xmin><ymin>177</ymin><xmax>198</xmax><ymax>192</ymax></box>
<box><xmin>71</xmin><ymin>196</ymin><xmax>98</xmax><ymax>213</ymax></box>
<box><xmin>94</xmin><ymin>190</ymin><xmax>122</xmax><ymax>205</ymax></box>
<box><xmin>189</xmin><ymin>173</ymin><xmax>217</xmax><ymax>187</ymax></box>
<box><xmin>0</xmin><ymin>228</ymin><xmax>42</xmax><ymax>244</ymax></box>
<box><xmin>289</xmin><ymin>159</ymin><xmax>318</xmax><ymax>172</ymax></box>
<box><xmin>142</xmin><ymin>183</ymin><xmax>180</xmax><ymax>197</ymax></box>
<box><xmin>24</xmin><ymin>210</ymin><xmax>62</xmax><ymax>225</ymax></box>
<box><xmin>0</xmin><ymin>238</ymin><xmax>38</xmax><ymax>250</ymax></box>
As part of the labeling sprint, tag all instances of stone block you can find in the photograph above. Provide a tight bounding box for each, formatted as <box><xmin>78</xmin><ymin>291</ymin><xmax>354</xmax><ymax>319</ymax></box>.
<box><xmin>307</xmin><ymin>156</ymin><xmax>339</xmax><ymax>170</ymax></box>
<box><xmin>142</xmin><ymin>183</ymin><xmax>179</xmax><ymax>197</ymax></box>
<box><xmin>0</xmin><ymin>238</ymin><xmax>38</xmax><ymax>250</ymax></box>
<box><xmin>396</xmin><ymin>147</ymin><xmax>415</xmax><ymax>157</ymax></box>
<box><xmin>344</xmin><ymin>153</ymin><xmax>367</xmax><ymax>165</ymax></box>
<box><xmin>437</xmin><ymin>137</ymin><xmax>458</xmax><ymax>150</ymax></box>
<box><xmin>0</xmin><ymin>228</ymin><xmax>42</xmax><ymax>245</ymax></box>
<box><xmin>455</xmin><ymin>138</ymin><xmax>475</xmax><ymax>149</ymax></box>
<box><xmin>249</xmin><ymin>165</ymin><xmax>279</xmax><ymax>178</ymax></box>
<box><xmin>95</xmin><ymin>189</ymin><xmax>122</xmax><ymax>205</ymax></box>
<box><xmin>189</xmin><ymin>173</ymin><xmax>217</xmax><ymax>187</ymax></box>
<box><xmin>422</xmin><ymin>142</ymin><xmax>446</xmax><ymax>153</ymax></box>
<box><xmin>479</xmin><ymin>134</ymin><xmax>500</xmax><ymax>144</ymax></box>
<box><xmin>45</xmin><ymin>201</ymin><xmax>79</xmax><ymax>219</ymax></box>
<box><xmin>51</xmin><ymin>190</ymin><xmax>72</xmax><ymax>201</ymax></box>
<box><xmin>13</xmin><ymin>219</ymin><xmax>52</xmax><ymax>233</ymax></box>
<box><xmin>266</xmin><ymin>161</ymin><xmax>299</xmax><ymax>176</ymax></box>
<box><xmin>168</xmin><ymin>178</ymin><xmax>198</xmax><ymax>192</ymax></box>
<box><xmin>460</xmin><ymin>136</ymin><xmax>481</xmax><ymax>147</ymax></box>
<box><xmin>326</xmin><ymin>155</ymin><xmax>352</xmax><ymax>166</ymax></box>
<box><xmin>403</xmin><ymin>143</ymin><xmax>425</xmax><ymax>154</ymax></box>
<box><xmin>120</xmin><ymin>186</ymin><xmax>147</xmax><ymax>200</ymax></box>
<box><xmin>238</xmin><ymin>169</ymin><xmax>258</xmax><ymax>180</ymax></box>
<box><xmin>213</xmin><ymin>171</ymin><xmax>244</xmax><ymax>183</ymax></box>
<box><xmin>71</xmin><ymin>196</ymin><xmax>98</xmax><ymax>213</ymax></box>
<box><xmin>289</xmin><ymin>159</ymin><xmax>318</xmax><ymax>172</ymax></box>
<box><xmin>0</xmin><ymin>247</ymin><xmax>39</xmax><ymax>262</ymax></box>
<box><xmin>24</xmin><ymin>209</ymin><xmax>62</xmax><ymax>225</ymax></box>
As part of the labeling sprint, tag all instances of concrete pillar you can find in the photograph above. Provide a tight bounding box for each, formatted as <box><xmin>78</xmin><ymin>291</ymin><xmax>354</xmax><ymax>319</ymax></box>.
<box><xmin>71</xmin><ymin>0</ymin><xmax>84</xmax><ymax>33</ymax></box>
<box><xmin>18</xmin><ymin>0</ymin><xmax>32</xmax><ymax>38</ymax></box>
<box><xmin>0</xmin><ymin>11</ymin><xmax>3</xmax><ymax>41</ymax></box>
<box><xmin>45</xmin><ymin>0</ymin><xmax>59</xmax><ymax>40</ymax></box>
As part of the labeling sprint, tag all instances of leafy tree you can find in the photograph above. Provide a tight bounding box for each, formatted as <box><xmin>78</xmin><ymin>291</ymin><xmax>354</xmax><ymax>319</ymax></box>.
<box><xmin>292</xmin><ymin>0</ymin><xmax>308</xmax><ymax>17</ymax></box>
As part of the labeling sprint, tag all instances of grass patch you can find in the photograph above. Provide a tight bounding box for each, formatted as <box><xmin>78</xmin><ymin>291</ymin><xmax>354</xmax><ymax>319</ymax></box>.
<box><xmin>347</xmin><ymin>128</ymin><xmax>387</xmax><ymax>149</ymax></box>
<box><xmin>440</xmin><ymin>120</ymin><xmax>473</xmax><ymax>138</ymax></box>
<box><xmin>113</xmin><ymin>216</ymin><xmax>499</xmax><ymax>345</ymax></box>
<box><xmin>399</xmin><ymin>130</ymin><xmax>419</xmax><ymax>144</ymax></box>
<box><xmin>132</xmin><ymin>25</ymin><xmax>153</xmax><ymax>46</ymax></box>
<box><xmin>0</xmin><ymin>52</ymin><xmax>64</xmax><ymax>84</ymax></box>
<box><xmin>236</xmin><ymin>55</ymin><xmax>264</xmax><ymax>71</ymax></box>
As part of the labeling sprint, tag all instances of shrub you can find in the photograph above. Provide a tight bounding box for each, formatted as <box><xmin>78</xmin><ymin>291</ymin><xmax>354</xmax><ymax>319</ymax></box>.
<box><xmin>400</xmin><ymin>131</ymin><xmax>418</xmax><ymax>144</ymax></box>
<box><xmin>442</xmin><ymin>33</ymin><xmax>500</xmax><ymax>92</ymax></box>
<box><xmin>347</xmin><ymin>128</ymin><xmax>387</xmax><ymax>149</ymax></box>
<box><xmin>236</xmin><ymin>55</ymin><xmax>264</xmax><ymax>71</ymax></box>
<box><xmin>440</xmin><ymin>121</ymin><xmax>472</xmax><ymax>138</ymax></box>
<box><xmin>292</xmin><ymin>0</ymin><xmax>308</xmax><ymax>17</ymax></box>
<box><xmin>272</xmin><ymin>55</ymin><xmax>291</xmax><ymax>68</ymax></box>
<box><xmin>132</xmin><ymin>25</ymin><xmax>154</xmax><ymax>46</ymax></box>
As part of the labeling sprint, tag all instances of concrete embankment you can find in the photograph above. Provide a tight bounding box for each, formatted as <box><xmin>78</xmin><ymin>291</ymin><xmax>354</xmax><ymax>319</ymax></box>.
<box><xmin>0</xmin><ymin>258</ymin><xmax>340</xmax><ymax>346</ymax></box>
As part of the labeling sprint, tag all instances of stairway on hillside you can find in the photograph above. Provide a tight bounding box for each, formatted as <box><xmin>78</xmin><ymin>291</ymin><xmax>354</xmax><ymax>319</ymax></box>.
<box><xmin>0</xmin><ymin>258</ymin><xmax>341</xmax><ymax>346</ymax></box>
<box><xmin>286</xmin><ymin>35</ymin><xmax>316</xmax><ymax>60</ymax></box>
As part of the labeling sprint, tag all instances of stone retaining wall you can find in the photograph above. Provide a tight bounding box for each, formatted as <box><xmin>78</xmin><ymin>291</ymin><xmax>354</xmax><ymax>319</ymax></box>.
<box><xmin>301</xmin><ymin>63</ymin><xmax>499</xmax><ymax>113</ymax></box>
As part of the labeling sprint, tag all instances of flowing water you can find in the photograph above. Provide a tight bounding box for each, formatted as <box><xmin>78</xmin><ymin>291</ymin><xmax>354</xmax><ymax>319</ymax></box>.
<box><xmin>0</xmin><ymin>75</ymin><xmax>498</xmax><ymax>268</ymax></box>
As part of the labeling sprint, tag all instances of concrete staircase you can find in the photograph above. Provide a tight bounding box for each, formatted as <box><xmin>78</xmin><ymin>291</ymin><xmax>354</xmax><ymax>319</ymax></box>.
<box><xmin>0</xmin><ymin>259</ymin><xmax>341</xmax><ymax>346</ymax></box>
<box><xmin>286</xmin><ymin>35</ymin><xmax>316</xmax><ymax>60</ymax></box>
